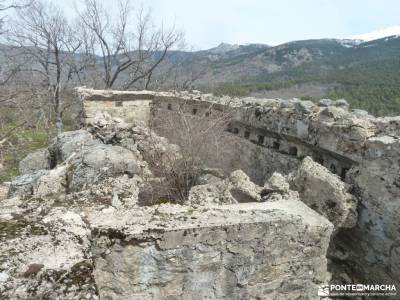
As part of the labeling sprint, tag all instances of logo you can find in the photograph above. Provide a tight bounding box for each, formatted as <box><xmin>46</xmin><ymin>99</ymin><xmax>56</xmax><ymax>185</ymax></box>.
<box><xmin>317</xmin><ymin>283</ymin><xmax>397</xmax><ymax>297</ymax></box>
<box><xmin>318</xmin><ymin>285</ymin><xmax>330</xmax><ymax>296</ymax></box>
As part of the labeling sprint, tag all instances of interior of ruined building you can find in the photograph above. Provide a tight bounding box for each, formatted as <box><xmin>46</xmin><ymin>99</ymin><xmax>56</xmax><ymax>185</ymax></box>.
<box><xmin>0</xmin><ymin>87</ymin><xmax>399</xmax><ymax>299</ymax></box>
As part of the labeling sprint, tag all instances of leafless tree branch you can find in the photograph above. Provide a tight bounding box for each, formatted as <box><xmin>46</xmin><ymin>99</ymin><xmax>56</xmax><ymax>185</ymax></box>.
<box><xmin>78</xmin><ymin>0</ymin><xmax>184</xmax><ymax>90</ymax></box>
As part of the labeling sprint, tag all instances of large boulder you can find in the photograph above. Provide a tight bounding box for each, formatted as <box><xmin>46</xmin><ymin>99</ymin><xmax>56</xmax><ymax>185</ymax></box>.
<box><xmin>19</xmin><ymin>149</ymin><xmax>51</xmax><ymax>175</ymax></box>
<box><xmin>12</xmin><ymin>128</ymin><xmax>152</xmax><ymax>197</ymax></box>
<box><xmin>294</xmin><ymin>157</ymin><xmax>357</xmax><ymax>229</ymax></box>
<box><xmin>68</xmin><ymin>143</ymin><xmax>150</xmax><ymax>190</ymax></box>
<box><xmin>51</xmin><ymin>130</ymin><xmax>98</xmax><ymax>162</ymax></box>
<box><xmin>88</xmin><ymin>120</ymin><xmax>181</xmax><ymax>176</ymax></box>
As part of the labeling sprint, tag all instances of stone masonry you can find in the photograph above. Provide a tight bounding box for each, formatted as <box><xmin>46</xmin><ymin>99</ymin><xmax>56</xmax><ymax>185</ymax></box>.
<box><xmin>1</xmin><ymin>111</ymin><xmax>335</xmax><ymax>299</ymax></box>
<box><xmin>78</xmin><ymin>87</ymin><xmax>400</xmax><ymax>287</ymax></box>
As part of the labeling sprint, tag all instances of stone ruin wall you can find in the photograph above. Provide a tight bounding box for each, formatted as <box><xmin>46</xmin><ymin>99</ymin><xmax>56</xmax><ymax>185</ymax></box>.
<box><xmin>78</xmin><ymin>87</ymin><xmax>400</xmax><ymax>287</ymax></box>
<box><xmin>150</xmin><ymin>97</ymin><xmax>301</xmax><ymax>184</ymax></box>
<box><xmin>79</xmin><ymin>88</ymin><xmax>154</xmax><ymax>125</ymax></box>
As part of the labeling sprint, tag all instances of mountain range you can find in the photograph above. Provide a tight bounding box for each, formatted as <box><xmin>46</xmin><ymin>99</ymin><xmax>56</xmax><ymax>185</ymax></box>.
<box><xmin>3</xmin><ymin>26</ymin><xmax>400</xmax><ymax>116</ymax></box>
<box><xmin>157</xmin><ymin>26</ymin><xmax>400</xmax><ymax>115</ymax></box>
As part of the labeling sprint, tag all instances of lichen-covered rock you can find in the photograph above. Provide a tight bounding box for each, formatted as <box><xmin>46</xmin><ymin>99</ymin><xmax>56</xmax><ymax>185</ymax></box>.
<box><xmin>188</xmin><ymin>179</ymin><xmax>237</xmax><ymax>206</ymax></box>
<box><xmin>262</xmin><ymin>172</ymin><xmax>289</xmax><ymax>194</ymax></box>
<box><xmin>2</xmin><ymin>170</ymin><xmax>334</xmax><ymax>299</ymax></box>
<box><xmin>87</xmin><ymin>117</ymin><xmax>181</xmax><ymax>179</ymax></box>
<box><xmin>229</xmin><ymin>170</ymin><xmax>261</xmax><ymax>202</ymax></box>
<box><xmin>373</xmin><ymin>116</ymin><xmax>400</xmax><ymax>136</ymax></box>
<box><xmin>0</xmin><ymin>205</ymin><xmax>97</xmax><ymax>299</ymax></box>
<box><xmin>334</xmin><ymin>99</ymin><xmax>349</xmax><ymax>110</ymax></box>
<box><xmin>100</xmin><ymin>175</ymin><xmax>141</xmax><ymax>209</ymax></box>
<box><xmin>260</xmin><ymin>172</ymin><xmax>300</xmax><ymax>202</ymax></box>
<box><xmin>131</xmin><ymin>126</ymin><xmax>182</xmax><ymax>170</ymax></box>
<box><xmin>8</xmin><ymin>170</ymin><xmax>48</xmax><ymax>198</ymax></box>
<box><xmin>51</xmin><ymin>129</ymin><xmax>98</xmax><ymax>162</ymax></box>
<box><xmin>89</xmin><ymin>201</ymin><xmax>333</xmax><ymax>300</ymax></box>
<box><xmin>319</xmin><ymin>106</ymin><xmax>348</xmax><ymax>119</ymax></box>
<box><xmin>51</xmin><ymin>174</ymin><xmax>142</xmax><ymax>210</ymax></box>
<box><xmin>338</xmin><ymin>135</ymin><xmax>400</xmax><ymax>286</ymax></box>
<box><xmin>188</xmin><ymin>170</ymin><xmax>262</xmax><ymax>206</ymax></box>
<box><xmin>2</xmin><ymin>106</ymin><xmax>340</xmax><ymax>299</ymax></box>
<box><xmin>318</xmin><ymin>98</ymin><xmax>333</xmax><ymax>107</ymax></box>
<box><xmin>33</xmin><ymin>165</ymin><xmax>67</xmax><ymax>198</ymax></box>
<box><xmin>10</xmin><ymin>127</ymin><xmax>152</xmax><ymax>198</ymax></box>
<box><xmin>75</xmin><ymin>87</ymin><xmax>400</xmax><ymax>287</ymax></box>
<box><xmin>294</xmin><ymin>100</ymin><xmax>314</xmax><ymax>114</ymax></box>
<box><xmin>294</xmin><ymin>157</ymin><xmax>357</xmax><ymax>229</ymax></box>
<box><xmin>18</xmin><ymin>149</ymin><xmax>51</xmax><ymax>174</ymax></box>
<box><xmin>68</xmin><ymin>143</ymin><xmax>149</xmax><ymax>190</ymax></box>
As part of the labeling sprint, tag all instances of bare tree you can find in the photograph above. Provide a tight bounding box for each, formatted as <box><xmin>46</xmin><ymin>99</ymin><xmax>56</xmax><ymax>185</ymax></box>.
<box><xmin>0</xmin><ymin>0</ymin><xmax>32</xmax><ymax>34</ymax></box>
<box><xmin>0</xmin><ymin>0</ymin><xmax>32</xmax><ymax>155</ymax></box>
<box><xmin>78</xmin><ymin>0</ymin><xmax>183</xmax><ymax>90</ymax></box>
<box><xmin>144</xmin><ymin>101</ymin><xmax>233</xmax><ymax>203</ymax></box>
<box><xmin>0</xmin><ymin>0</ymin><xmax>32</xmax><ymax>87</ymax></box>
<box><xmin>7</xmin><ymin>0</ymin><xmax>83</xmax><ymax>138</ymax></box>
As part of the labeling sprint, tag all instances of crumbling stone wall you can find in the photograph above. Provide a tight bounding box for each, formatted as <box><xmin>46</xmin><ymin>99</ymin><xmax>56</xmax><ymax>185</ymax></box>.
<box><xmin>150</xmin><ymin>97</ymin><xmax>301</xmax><ymax>183</ymax></box>
<box><xmin>78</xmin><ymin>88</ymin><xmax>400</xmax><ymax>287</ymax></box>
<box><xmin>77</xmin><ymin>87</ymin><xmax>154</xmax><ymax>125</ymax></box>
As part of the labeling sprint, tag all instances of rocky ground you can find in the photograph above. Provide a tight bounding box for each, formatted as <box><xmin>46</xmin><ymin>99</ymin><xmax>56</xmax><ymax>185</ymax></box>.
<box><xmin>0</xmin><ymin>113</ymin><xmax>357</xmax><ymax>299</ymax></box>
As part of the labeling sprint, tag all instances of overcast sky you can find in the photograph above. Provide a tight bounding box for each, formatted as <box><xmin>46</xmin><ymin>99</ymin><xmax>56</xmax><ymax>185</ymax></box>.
<box><xmin>59</xmin><ymin>0</ymin><xmax>400</xmax><ymax>50</ymax></box>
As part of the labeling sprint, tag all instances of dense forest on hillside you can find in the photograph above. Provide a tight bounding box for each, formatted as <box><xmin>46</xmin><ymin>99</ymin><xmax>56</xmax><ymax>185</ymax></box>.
<box><xmin>211</xmin><ymin>57</ymin><xmax>400</xmax><ymax>116</ymax></box>
<box><xmin>193</xmin><ymin>37</ymin><xmax>400</xmax><ymax>116</ymax></box>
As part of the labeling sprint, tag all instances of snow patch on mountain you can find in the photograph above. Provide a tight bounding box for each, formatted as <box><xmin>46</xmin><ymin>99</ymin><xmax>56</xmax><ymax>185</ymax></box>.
<box><xmin>349</xmin><ymin>25</ymin><xmax>400</xmax><ymax>42</ymax></box>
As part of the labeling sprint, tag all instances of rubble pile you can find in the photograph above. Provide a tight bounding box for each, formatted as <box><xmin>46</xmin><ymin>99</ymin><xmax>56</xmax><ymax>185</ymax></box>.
<box><xmin>0</xmin><ymin>114</ymin><xmax>342</xmax><ymax>299</ymax></box>
<box><xmin>2</xmin><ymin>85</ymin><xmax>400</xmax><ymax>298</ymax></box>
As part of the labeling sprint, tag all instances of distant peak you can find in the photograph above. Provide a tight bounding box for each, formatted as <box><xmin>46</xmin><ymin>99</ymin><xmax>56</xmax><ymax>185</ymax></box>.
<box><xmin>349</xmin><ymin>25</ymin><xmax>400</xmax><ymax>42</ymax></box>
<box><xmin>210</xmin><ymin>42</ymin><xmax>240</xmax><ymax>53</ymax></box>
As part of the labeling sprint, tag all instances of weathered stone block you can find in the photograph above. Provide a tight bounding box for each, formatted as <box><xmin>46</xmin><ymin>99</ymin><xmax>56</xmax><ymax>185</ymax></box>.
<box><xmin>89</xmin><ymin>201</ymin><xmax>333</xmax><ymax>299</ymax></box>
<box><xmin>294</xmin><ymin>157</ymin><xmax>357</xmax><ymax>230</ymax></box>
